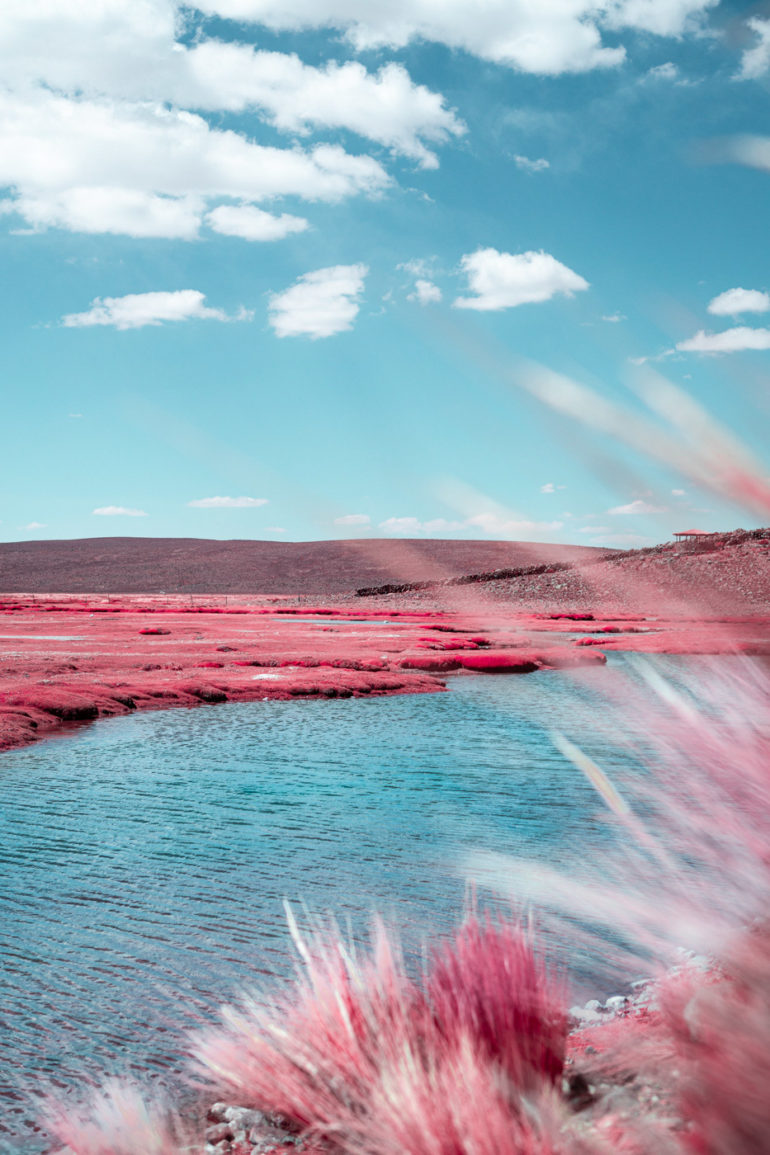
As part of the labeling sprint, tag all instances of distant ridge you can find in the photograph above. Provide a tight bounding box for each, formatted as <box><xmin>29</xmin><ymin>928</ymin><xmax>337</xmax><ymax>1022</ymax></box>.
<box><xmin>0</xmin><ymin>537</ymin><xmax>610</xmax><ymax>596</ymax></box>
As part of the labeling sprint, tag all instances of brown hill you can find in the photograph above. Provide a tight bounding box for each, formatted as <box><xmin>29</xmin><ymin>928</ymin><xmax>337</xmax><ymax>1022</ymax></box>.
<box><xmin>0</xmin><ymin>536</ymin><xmax>610</xmax><ymax>596</ymax></box>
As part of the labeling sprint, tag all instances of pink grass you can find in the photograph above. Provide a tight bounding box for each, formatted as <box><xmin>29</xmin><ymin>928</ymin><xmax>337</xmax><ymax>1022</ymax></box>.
<box><xmin>45</xmin><ymin>1080</ymin><xmax>187</xmax><ymax>1155</ymax></box>
<box><xmin>192</xmin><ymin>911</ymin><xmax>566</xmax><ymax>1151</ymax></box>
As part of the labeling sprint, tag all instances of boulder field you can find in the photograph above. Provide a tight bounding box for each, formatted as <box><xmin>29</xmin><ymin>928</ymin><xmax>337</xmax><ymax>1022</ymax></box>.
<box><xmin>1</xmin><ymin>594</ymin><xmax>769</xmax><ymax>753</ymax></box>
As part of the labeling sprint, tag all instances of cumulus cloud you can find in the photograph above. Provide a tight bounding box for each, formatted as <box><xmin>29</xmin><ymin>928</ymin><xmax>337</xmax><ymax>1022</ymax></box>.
<box><xmin>707</xmin><ymin>288</ymin><xmax>770</xmax><ymax>316</ymax></box>
<box><xmin>540</xmin><ymin>483</ymin><xmax>555</xmax><ymax>493</ymax></box>
<box><xmin>180</xmin><ymin>48</ymin><xmax>465</xmax><ymax>169</ymax></box>
<box><xmin>408</xmin><ymin>279</ymin><xmax>442</xmax><ymax>305</ymax></box>
<box><xmin>206</xmin><ymin>204</ymin><xmax>309</xmax><ymax>241</ymax></box>
<box><xmin>454</xmin><ymin>248</ymin><xmax>589</xmax><ymax>311</ymax></box>
<box><xmin>196</xmin><ymin>0</ymin><xmax>718</xmax><ymax>75</ymax></box>
<box><xmin>5</xmin><ymin>188</ymin><xmax>204</xmax><ymax>240</ymax></box>
<box><xmin>738</xmin><ymin>17</ymin><xmax>770</xmax><ymax>80</ymax></box>
<box><xmin>0</xmin><ymin>3</ymin><xmax>464</xmax><ymax>189</ymax></box>
<box><xmin>334</xmin><ymin>513</ymin><xmax>371</xmax><ymax>526</ymax></box>
<box><xmin>21</xmin><ymin>521</ymin><xmax>47</xmax><ymax>531</ymax></box>
<box><xmin>513</xmin><ymin>155</ymin><xmax>549</xmax><ymax>173</ymax></box>
<box><xmin>676</xmin><ymin>327</ymin><xmax>770</xmax><ymax>354</ymax></box>
<box><xmin>602</xmin><ymin>312</ymin><xmax>627</xmax><ymax>322</ymax></box>
<box><xmin>0</xmin><ymin>88</ymin><xmax>389</xmax><ymax>239</ymax></box>
<box><xmin>188</xmin><ymin>496</ymin><xmax>268</xmax><ymax>508</ymax></box>
<box><xmin>268</xmin><ymin>263</ymin><xmax>367</xmax><ymax>338</ymax></box>
<box><xmin>92</xmin><ymin>506</ymin><xmax>148</xmax><ymax>516</ymax></box>
<box><xmin>62</xmin><ymin>290</ymin><xmax>249</xmax><ymax>330</ymax></box>
<box><xmin>608</xmin><ymin>499</ymin><xmax>667</xmax><ymax>515</ymax></box>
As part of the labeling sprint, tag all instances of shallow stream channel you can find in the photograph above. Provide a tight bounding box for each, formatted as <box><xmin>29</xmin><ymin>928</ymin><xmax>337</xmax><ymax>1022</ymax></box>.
<box><xmin>0</xmin><ymin>653</ymin><xmax>724</xmax><ymax>1151</ymax></box>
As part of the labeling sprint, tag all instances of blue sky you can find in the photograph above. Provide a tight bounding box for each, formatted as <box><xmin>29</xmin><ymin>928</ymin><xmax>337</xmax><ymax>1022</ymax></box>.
<box><xmin>2</xmin><ymin>0</ymin><xmax>770</xmax><ymax>548</ymax></box>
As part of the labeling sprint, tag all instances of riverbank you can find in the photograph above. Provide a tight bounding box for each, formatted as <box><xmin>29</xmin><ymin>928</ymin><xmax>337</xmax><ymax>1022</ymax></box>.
<box><xmin>1</xmin><ymin>593</ymin><xmax>769</xmax><ymax>753</ymax></box>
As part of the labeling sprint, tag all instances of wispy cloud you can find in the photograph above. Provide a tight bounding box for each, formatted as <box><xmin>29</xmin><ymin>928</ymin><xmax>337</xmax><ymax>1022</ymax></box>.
<box><xmin>512</xmin><ymin>154</ymin><xmax>549</xmax><ymax>173</ymax></box>
<box><xmin>187</xmin><ymin>496</ymin><xmax>268</xmax><ymax>508</ymax></box>
<box><xmin>377</xmin><ymin>512</ymin><xmax>564</xmax><ymax>537</ymax></box>
<box><xmin>63</xmin><ymin>290</ymin><xmax>252</xmax><ymax>330</ymax></box>
<box><xmin>676</xmin><ymin>327</ymin><xmax>770</xmax><ymax>354</ymax></box>
<box><xmin>608</xmin><ymin>499</ymin><xmax>667</xmax><ymax>515</ymax></box>
<box><xmin>334</xmin><ymin>514</ymin><xmax>371</xmax><ymax>526</ymax></box>
<box><xmin>21</xmin><ymin>521</ymin><xmax>47</xmax><ymax>530</ymax></box>
<box><xmin>92</xmin><ymin>506</ymin><xmax>147</xmax><ymax>516</ymax></box>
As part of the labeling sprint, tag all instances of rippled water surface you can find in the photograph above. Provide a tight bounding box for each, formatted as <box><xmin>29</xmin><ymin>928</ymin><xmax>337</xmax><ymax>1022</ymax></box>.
<box><xmin>0</xmin><ymin>655</ymin><xmax>719</xmax><ymax>1149</ymax></box>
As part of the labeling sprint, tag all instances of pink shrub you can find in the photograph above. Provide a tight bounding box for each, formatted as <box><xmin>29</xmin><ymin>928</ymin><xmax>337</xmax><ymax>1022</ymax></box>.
<box><xmin>657</xmin><ymin>930</ymin><xmax>770</xmax><ymax>1155</ymax></box>
<box><xmin>345</xmin><ymin>1042</ymin><xmax>570</xmax><ymax>1155</ymax></box>
<box><xmin>45</xmin><ymin>1081</ymin><xmax>187</xmax><ymax>1155</ymax></box>
<box><xmin>193</xmin><ymin>916</ymin><xmax>429</xmax><ymax>1137</ymax></box>
<box><xmin>193</xmin><ymin>912</ymin><xmax>566</xmax><ymax>1151</ymax></box>
<box><xmin>427</xmin><ymin>916</ymin><xmax>566</xmax><ymax>1090</ymax></box>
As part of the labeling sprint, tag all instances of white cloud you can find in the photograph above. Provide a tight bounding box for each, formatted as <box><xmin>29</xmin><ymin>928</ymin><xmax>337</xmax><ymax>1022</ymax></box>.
<box><xmin>578</xmin><ymin>525</ymin><xmax>610</xmax><ymax>533</ymax></box>
<box><xmin>408</xmin><ymin>279</ymin><xmax>442</xmax><ymax>305</ymax></box>
<box><xmin>738</xmin><ymin>18</ymin><xmax>770</xmax><ymax>81</ymax></box>
<box><xmin>454</xmin><ymin>248</ymin><xmax>589</xmax><ymax>311</ymax></box>
<box><xmin>644</xmin><ymin>61</ymin><xmax>678</xmax><ymax>81</ymax></box>
<box><xmin>264</xmin><ymin>526</ymin><xmax>287</xmax><ymax>533</ymax></box>
<box><xmin>188</xmin><ymin>496</ymin><xmax>268</xmax><ymax>508</ymax></box>
<box><xmin>62</xmin><ymin>290</ymin><xmax>249</xmax><ymax>330</ymax></box>
<box><xmin>181</xmin><ymin>48</ymin><xmax>465</xmax><ymax>169</ymax></box>
<box><xmin>540</xmin><ymin>482</ymin><xmax>555</xmax><ymax>493</ymax></box>
<box><xmin>513</xmin><ymin>154</ymin><xmax>549</xmax><ymax>173</ymax></box>
<box><xmin>603</xmin><ymin>0</ymin><xmax>717</xmax><ymax>37</ymax></box>
<box><xmin>92</xmin><ymin>506</ymin><xmax>148</xmax><ymax>516</ymax></box>
<box><xmin>0</xmin><ymin>89</ymin><xmax>389</xmax><ymax>239</ymax></box>
<box><xmin>0</xmin><ymin>4</ymin><xmax>464</xmax><ymax>170</ymax></box>
<box><xmin>21</xmin><ymin>521</ymin><xmax>47</xmax><ymax>530</ymax></box>
<box><xmin>196</xmin><ymin>0</ymin><xmax>719</xmax><ymax>75</ymax></box>
<box><xmin>676</xmin><ymin>327</ymin><xmax>770</xmax><ymax>354</ymax></box>
<box><xmin>707</xmin><ymin>288</ymin><xmax>770</xmax><ymax>316</ymax></box>
<box><xmin>334</xmin><ymin>513</ymin><xmax>371</xmax><ymax>526</ymax></box>
<box><xmin>608</xmin><ymin>499</ymin><xmax>667</xmax><ymax>514</ymax></box>
<box><xmin>399</xmin><ymin>257</ymin><xmax>434</xmax><ymax>278</ymax></box>
<box><xmin>206</xmin><ymin>204</ymin><xmax>309</xmax><ymax>241</ymax></box>
<box><xmin>602</xmin><ymin>312</ymin><xmax>627</xmax><ymax>322</ymax></box>
<box><xmin>718</xmin><ymin>134</ymin><xmax>770</xmax><ymax>173</ymax></box>
<box><xmin>268</xmin><ymin>263</ymin><xmax>367</xmax><ymax>338</ymax></box>
<box><xmin>378</xmin><ymin>516</ymin><xmax>465</xmax><ymax>535</ymax></box>
<box><xmin>672</xmin><ymin>488</ymin><xmax>686</xmax><ymax>496</ymax></box>
<box><xmin>465</xmin><ymin>512</ymin><xmax>564</xmax><ymax>536</ymax></box>
<box><xmin>5</xmin><ymin>187</ymin><xmax>204</xmax><ymax>240</ymax></box>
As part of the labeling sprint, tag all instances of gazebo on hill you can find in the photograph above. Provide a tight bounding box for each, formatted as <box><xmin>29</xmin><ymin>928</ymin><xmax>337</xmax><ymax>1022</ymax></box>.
<box><xmin>673</xmin><ymin>529</ymin><xmax>716</xmax><ymax>542</ymax></box>
<box><xmin>673</xmin><ymin>529</ymin><xmax>719</xmax><ymax>549</ymax></box>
